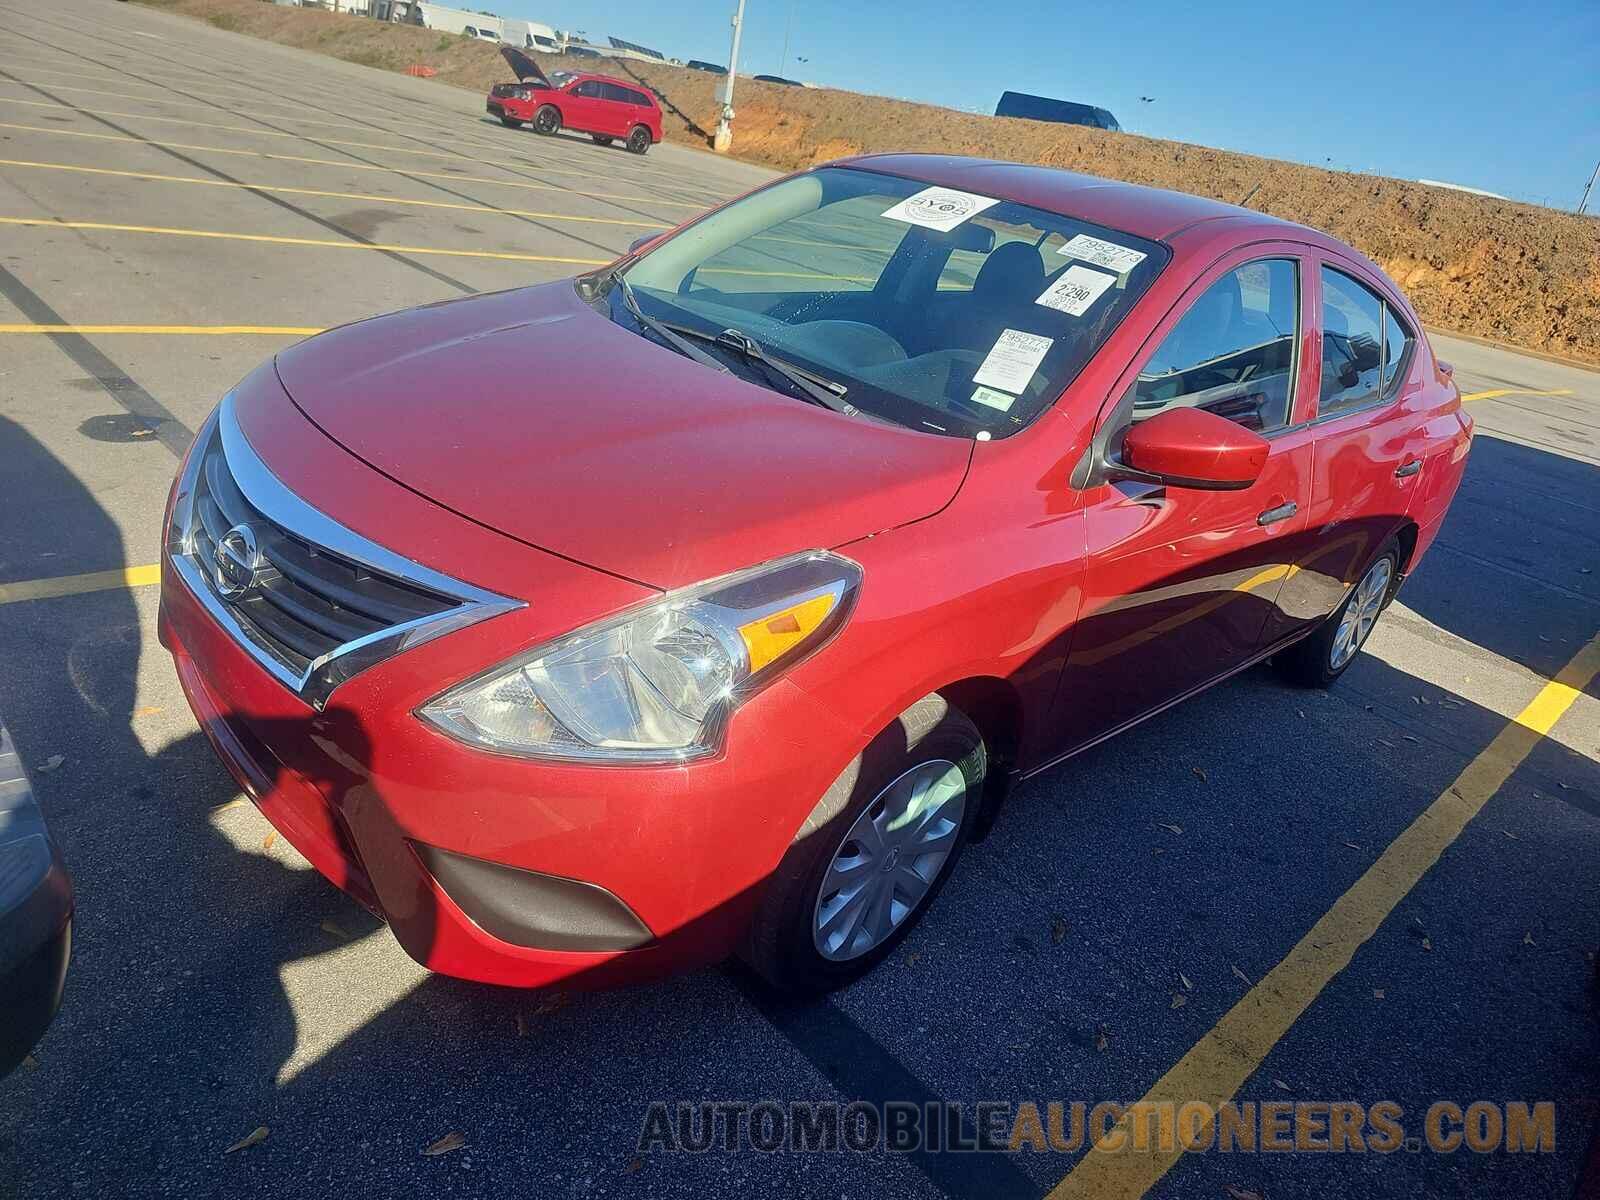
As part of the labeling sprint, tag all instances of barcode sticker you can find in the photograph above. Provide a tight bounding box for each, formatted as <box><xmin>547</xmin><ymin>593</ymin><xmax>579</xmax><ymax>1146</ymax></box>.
<box><xmin>973</xmin><ymin>329</ymin><xmax>1053</xmax><ymax>393</ymax></box>
<box><xmin>1035</xmin><ymin>265</ymin><xmax>1117</xmax><ymax>317</ymax></box>
<box><xmin>1057</xmin><ymin>233</ymin><xmax>1147</xmax><ymax>274</ymax></box>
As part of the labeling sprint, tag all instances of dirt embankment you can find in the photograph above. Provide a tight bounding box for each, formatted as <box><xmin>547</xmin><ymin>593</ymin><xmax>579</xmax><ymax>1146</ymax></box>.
<box><xmin>138</xmin><ymin>0</ymin><xmax>1600</xmax><ymax>365</ymax></box>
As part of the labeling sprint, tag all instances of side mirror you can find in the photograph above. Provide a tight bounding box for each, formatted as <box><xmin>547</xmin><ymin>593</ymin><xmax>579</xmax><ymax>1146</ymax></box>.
<box><xmin>628</xmin><ymin>234</ymin><xmax>656</xmax><ymax>254</ymax></box>
<box><xmin>1119</xmin><ymin>407</ymin><xmax>1268</xmax><ymax>490</ymax></box>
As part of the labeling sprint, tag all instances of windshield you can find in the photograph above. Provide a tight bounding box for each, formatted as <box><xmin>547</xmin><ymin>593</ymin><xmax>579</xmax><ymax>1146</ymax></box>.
<box><xmin>615</xmin><ymin>167</ymin><xmax>1168</xmax><ymax>438</ymax></box>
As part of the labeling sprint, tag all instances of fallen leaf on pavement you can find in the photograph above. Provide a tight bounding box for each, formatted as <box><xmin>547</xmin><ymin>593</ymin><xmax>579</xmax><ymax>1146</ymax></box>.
<box><xmin>515</xmin><ymin>1013</ymin><xmax>527</xmax><ymax>1037</ymax></box>
<box><xmin>1376</xmin><ymin>738</ymin><xmax>1396</xmax><ymax>749</ymax></box>
<box><xmin>1272</xmin><ymin>1079</ymin><xmax>1290</xmax><ymax>1091</ymax></box>
<box><xmin>1191</xmin><ymin>767</ymin><xmax>1207</xmax><ymax>783</ymax></box>
<box><xmin>1503</xmin><ymin>830</ymin><xmax>1521</xmax><ymax>841</ymax></box>
<box><xmin>1523</xmin><ymin>932</ymin><xmax>1536</xmax><ymax>946</ymax></box>
<box><xmin>1094</xmin><ymin>1024</ymin><xmax>1110</xmax><ymax>1052</ymax></box>
<box><xmin>1050</xmin><ymin>917</ymin><xmax>1068</xmax><ymax>945</ymax></box>
<box><xmin>623</xmin><ymin>1156</ymin><xmax>644</xmax><ymax>1175</ymax></box>
<box><xmin>1179</xmin><ymin>971</ymin><xmax>1193</xmax><ymax>992</ymax></box>
<box><xmin>905</xmin><ymin>950</ymin><xmax>922</xmax><ymax>966</ymax></box>
<box><xmin>1342</xmin><ymin>841</ymin><xmax>1362</xmax><ymax>850</ymax></box>
<box><xmin>224</xmin><ymin>1126</ymin><xmax>268</xmax><ymax>1155</ymax></box>
<box><xmin>1157</xmin><ymin>822</ymin><xmax>1183</xmax><ymax>835</ymax></box>
<box><xmin>1225</xmin><ymin>1186</ymin><xmax>1264</xmax><ymax>1200</ymax></box>
<box><xmin>1421</xmin><ymin>937</ymin><xmax>1433</xmax><ymax>952</ymax></box>
<box><xmin>261</xmin><ymin>830</ymin><xmax>276</xmax><ymax>851</ymax></box>
<box><xmin>319</xmin><ymin>919</ymin><xmax>350</xmax><ymax>941</ymax></box>
<box><xmin>1231</xmin><ymin>965</ymin><xmax>1253</xmax><ymax>987</ymax></box>
<box><xmin>1401</xmin><ymin>734</ymin><xmax>1420</xmax><ymax>743</ymax></box>
<box><xmin>423</xmin><ymin>1132</ymin><xmax>466</xmax><ymax>1157</ymax></box>
<box><xmin>37</xmin><ymin>755</ymin><xmax>64</xmax><ymax>774</ymax></box>
<box><xmin>1170</xmin><ymin>993</ymin><xmax>1186</xmax><ymax>1009</ymax></box>
<box><xmin>22</xmin><ymin>1054</ymin><xmax>37</xmax><ymax>1071</ymax></box>
<box><xmin>1373</xmin><ymin>988</ymin><xmax>1385</xmax><ymax>1000</ymax></box>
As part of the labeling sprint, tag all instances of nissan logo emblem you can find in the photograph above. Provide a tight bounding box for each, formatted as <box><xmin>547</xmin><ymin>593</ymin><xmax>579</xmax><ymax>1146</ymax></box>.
<box><xmin>212</xmin><ymin>522</ymin><xmax>262</xmax><ymax>601</ymax></box>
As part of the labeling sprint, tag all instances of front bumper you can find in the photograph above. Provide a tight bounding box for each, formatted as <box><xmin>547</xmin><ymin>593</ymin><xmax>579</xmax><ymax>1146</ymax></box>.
<box><xmin>0</xmin><ymin>722</ymin><xmax>72</xmax><ymax>1075</ymax></box>
<box><xmin>157</xmin><ymin>417</ymin><xmax>865</xmax><ymax>989</ymax></box>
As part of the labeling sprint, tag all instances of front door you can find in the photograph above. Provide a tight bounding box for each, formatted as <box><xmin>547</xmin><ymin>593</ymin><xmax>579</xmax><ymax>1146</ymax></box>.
<box><xmin>563</xmin><ymin>80</ymin><xmax>608</xmax><ymax>135</ymax></box>
<box><xmin>1050</xmin><ymin>251</ymin><xmax>1318</xmax><ymax>754</ymax></box>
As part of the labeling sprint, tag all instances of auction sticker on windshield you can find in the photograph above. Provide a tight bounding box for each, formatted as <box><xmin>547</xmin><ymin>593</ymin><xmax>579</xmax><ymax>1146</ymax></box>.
<box><xmin>881</xmin><ymin>187</ymin><xmax>1000</xmax><ymax>232</ymax></box>
<box><xmin>1036</xmin><ymin>265</ymin><xmax>1117</xmax><ymax>317</ymax></box>
<box><xmin>1057</xmin><ymin>233</ymin><xmax>1147</xmax><ymax>274</ymax></box>
<box><xmin>973</xmin><ymin>329</ymin><xmax>1053</xmax><ymax>393</ymax></box>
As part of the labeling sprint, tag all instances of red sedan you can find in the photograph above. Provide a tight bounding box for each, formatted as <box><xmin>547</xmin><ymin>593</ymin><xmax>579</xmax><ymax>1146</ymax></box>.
<box><xmin>487</xmin><ymin>47</ymin><xmax>661</xmax><ymax>154</ymax></box>
<box><xmin>159</xmin><ymin>156</ymin><xmax>1470</xmax><ymax>994</ymax></box>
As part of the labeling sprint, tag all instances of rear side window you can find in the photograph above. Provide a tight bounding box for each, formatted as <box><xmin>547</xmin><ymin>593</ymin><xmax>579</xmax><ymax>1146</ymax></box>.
<box><xmin>1319</xmin><ymin>267</ymin><xmax>1392</xmax><ymax>414</ymax></box>
<box><xmin>629</xmin><ymin>88</ymin><xmax>652</xmax><ymax>106</ymax></box>
<box><xmin>1131</xmin><ymin>258</ymin><xmax>1299</xmax><ymax>433</ymax></box>
<box><xmin>1382</xmin><ymin>304</ymin><xmax>1414</xmax><ymax>394</ymax></box>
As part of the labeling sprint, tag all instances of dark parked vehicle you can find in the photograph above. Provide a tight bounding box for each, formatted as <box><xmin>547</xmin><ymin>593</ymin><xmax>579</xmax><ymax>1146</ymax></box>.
<box><xmin>0</xmin><ymin>723</ymin><xmax>72</xmax><ymax>1075</ymax></box>
<box><xmin>685</xmin><ymin>59</ymin><xmax>727</xmax><ymax>74</ymax></box>
<box><xmin>753</xmin><ymin>73</ymin><xmax>803</xmax><ymax>86</ymax></box>
<box><xmin>996</xmin><ymin>90</ymin><xmax>1120</xmax><ymax>131</ymax></box>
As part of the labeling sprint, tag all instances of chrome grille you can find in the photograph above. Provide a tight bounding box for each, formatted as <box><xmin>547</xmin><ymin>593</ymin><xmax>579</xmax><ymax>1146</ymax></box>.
<box><xmin>168</xmin><ymin>395</ymin><xmax>519</xmax><ymax>708</ymax></box>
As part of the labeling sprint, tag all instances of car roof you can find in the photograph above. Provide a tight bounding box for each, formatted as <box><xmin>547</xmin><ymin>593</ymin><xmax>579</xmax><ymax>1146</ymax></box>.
<box><xmin>830</xmin><ymin>153</ymin><xmax>1319</xmax><ymax>245</ymax></box>
<box><xmin>568</xmin><ymin>72</ymin><xmax>653</xmax><ymax>92</ymax></box>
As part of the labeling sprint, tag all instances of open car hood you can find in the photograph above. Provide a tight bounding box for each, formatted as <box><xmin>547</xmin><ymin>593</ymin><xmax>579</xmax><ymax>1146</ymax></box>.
<box><xmin>499</xmin><ymin>45</ymin><xmax>552</xmax><ymax>87</ymax></box>
<box><xmin>272</xmin><ymin>283</ymin><xmax>973</xmax><ymax>590</ymax></box>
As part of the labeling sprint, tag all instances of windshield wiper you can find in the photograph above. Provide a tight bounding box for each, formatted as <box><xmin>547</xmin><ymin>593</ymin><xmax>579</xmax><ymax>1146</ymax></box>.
<box><xmin>705</xmin><ymin>327</ymin><xmax>859</xmax><ymax>416</ymax></box>
<box><xmin>611</xmin><ymin>274</ymin><xmax>730</xmax><ymax>376</ymax></box>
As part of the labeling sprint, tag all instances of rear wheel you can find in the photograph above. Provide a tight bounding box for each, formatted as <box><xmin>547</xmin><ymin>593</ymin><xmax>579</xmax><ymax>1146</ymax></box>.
<box><xmin>532</xmin><ymin>105</ymin><xmax>561</xmax><ymax>135</ymax></box>
<box><xmin>742</xmin><ymin>696</ymin><xmax>984</xmax><ymax>994</ymax></box>
<box><xmin>499</xmin><ymin>115</ymin><xmax>524</xmax><ymax>128</ymax></box>
<box><xmin>1274</xmin><ymin>542</ymin><xmax>1399</xmax><ymax>687</ymax></box>
<box><xmin>591</xmin><ymin>134</ymin><xmax>614</xmax><ymax>146</ymax></box>
<box><xmin>625</xmin><ymin>125</ymin><xmax>652</xmax><ymax>155</ymax></box>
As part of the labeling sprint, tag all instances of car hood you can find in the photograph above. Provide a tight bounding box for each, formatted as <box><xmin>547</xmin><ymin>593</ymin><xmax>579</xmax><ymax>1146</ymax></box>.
<box><xmin>498</xmin><ymin>45</ymin><xmax>552</xmax><ymax>86</ymax></box>
<box><xmin>273</xmin><ymin>284</ymin><xmax>972</xmax><ymax>590</ymax></box>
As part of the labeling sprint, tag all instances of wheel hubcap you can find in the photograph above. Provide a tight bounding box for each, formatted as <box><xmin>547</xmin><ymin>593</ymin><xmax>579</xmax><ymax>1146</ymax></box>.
<box><xmin>1330</xmin><ymin>555</ymin><xmax>1393</xmax><ymax>670</ymax></box>
<box><xmin>812</xmin><ymin>759</ymin><xmax>967</xmax><ymax>962</ymax></box>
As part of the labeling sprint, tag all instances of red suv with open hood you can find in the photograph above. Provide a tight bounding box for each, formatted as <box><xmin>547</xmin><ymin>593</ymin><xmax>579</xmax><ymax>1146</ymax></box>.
<box><xmin>487</xmin><ymin>46</ymin><xmax>661</xmax><ymax>154</ymax></box>
<box><xmin>160</xmin><ymin>156</ymin><xmax>1470</xmax><ymax>994</ymax></box>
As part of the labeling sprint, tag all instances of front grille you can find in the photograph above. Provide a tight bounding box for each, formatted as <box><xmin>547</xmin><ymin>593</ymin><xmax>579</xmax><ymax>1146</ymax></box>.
<box><xmin>169</xmin><ymin>396</ymin><xmax>519</xmax><ymax>708</ymax></box>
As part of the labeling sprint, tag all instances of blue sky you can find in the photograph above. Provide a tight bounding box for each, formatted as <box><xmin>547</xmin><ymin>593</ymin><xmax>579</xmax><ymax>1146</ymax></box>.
<box><xmin>504</xmin><ymin>0</ymin><xmax>1599</xmax><ymax>209</ymax></box>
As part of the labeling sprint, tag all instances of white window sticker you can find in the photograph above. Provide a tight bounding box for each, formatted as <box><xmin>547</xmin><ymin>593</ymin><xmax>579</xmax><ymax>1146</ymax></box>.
<box><xmin>1036</xmin><ymin>265</ymin><xmax>1117</xmax><ymax>317</ymax></box>
<box><xmin>1058</xmin><ymin>233</ymin><xmax>1147</xmax><ymax>275</ymax></box>
<box><xmin>970</xmin><ymin>385</ymin><xmax>1016</xmax><ymax>412</ymax></box>
<box><xmin>973</xmin><ymin>330</ymin><xmax>1053</xmax><ymax>393</ymax></box>
<box><xmin>880</xmin><ymin>186</ymin><xmax>1000</xmax><ymax>233</ymax></box>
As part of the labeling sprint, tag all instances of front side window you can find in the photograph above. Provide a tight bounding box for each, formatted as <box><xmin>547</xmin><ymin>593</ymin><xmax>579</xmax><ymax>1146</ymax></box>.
<box><xmin>571</xmin><ymin>81</ymin><xmax>601</xmax><ymax>98</ymax></box>
<box><xmin>616</xmin><ymin>167</ymin><xmax>1169</xmax><ymax>439</ymax></box>
<box><xmin>1131</xmin><ymin>258</ymin><xmax>1299</xmax><ymax>433</ymax></box>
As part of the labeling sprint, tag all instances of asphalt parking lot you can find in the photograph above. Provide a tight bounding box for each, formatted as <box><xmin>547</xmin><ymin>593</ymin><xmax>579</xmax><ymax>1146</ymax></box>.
<box><xmin>2</xmin><ymin>2</ymin><xmax>1598</xmax><ymax>1197</ymax></box>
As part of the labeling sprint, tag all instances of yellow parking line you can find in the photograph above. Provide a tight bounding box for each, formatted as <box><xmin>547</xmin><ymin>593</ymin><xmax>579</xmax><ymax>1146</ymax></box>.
<box><xmin>1048</xmin><ymin>629</ymin><xmax>1600</xmax><ymax>1200</ymax></box>
<box><xmin>0</xmin><ymin>564</ymin><xmax>162</xmax><ymax>605</ymax></box>
<box><xmin>0</xmin><ymin>215</ymin><xmax>610</xmax><ymax>266</ymax></box>
<box><xmin>0</xmin><ymin>324</ymin><xmax>320</xmax><ymax>335</ymax></box>
<box><xmin>0</xmin><ymin>121</ymin><xmax>706</xmax><ymax>209</ymax></box>
<box><xmin>1460</xmin><ymin>387</ymin><xmax>1573</xmax><ymax>403</ymax></box>
<box><xmin>0</xmin><ymin>158</ymin><xmax>668</xmax><ymax>229</ymax></box>
<box><xmin>0</xmin><ymin>95</ymin><xmax>673</xmax><ymax>189</ymax></box>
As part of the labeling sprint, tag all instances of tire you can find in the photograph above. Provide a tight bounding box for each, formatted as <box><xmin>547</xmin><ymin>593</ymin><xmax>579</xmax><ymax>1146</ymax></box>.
<box><xmin>532</xmin><ymin>105</ymin><xmax>561</xmax><ymax>136</ymax></box>
<box><xmin>625</xmin><ymin>125</ymin><xmax>652</xmax><ymax>155</ymax></box>
<box><xmin>591</xmin><ymin>134</ymin><xmax>614</xmax><ymax>146</ymax></box>
<box><xmin>1274</xmin><ymin>540</ymin><xmax>1400</xmax><ymax>688</ymax></box>
<box><xmin>499</xmin><ymin>116</ymin><xmax>524</xmax><ymax>129</ymax></box>
<box><xmin>742</xmin><ymin>695</ymin><xmax>985</xmax><ymax>995</ymax></box>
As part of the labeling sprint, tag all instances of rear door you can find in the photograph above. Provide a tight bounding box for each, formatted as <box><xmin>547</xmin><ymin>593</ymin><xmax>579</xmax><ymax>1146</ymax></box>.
<box><xmin>1049</xmin><ymin>246</ymin><xmax>1318</xmax><ymax>754</ymax></box>
<box><xmin>1262</xmin><ymin>258</ymin><xmax>1433</xmax><ymax>646</ymax></box>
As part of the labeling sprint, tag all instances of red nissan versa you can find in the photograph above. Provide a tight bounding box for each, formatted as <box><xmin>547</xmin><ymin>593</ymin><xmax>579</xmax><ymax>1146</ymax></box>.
<box><xmin>487</xmin><ymin>46</ymin><xmax>661</xmax><ymax>154</ymax></box>
<box><xmin>159</xmin><ymin>156</ymin><xmax>1471</xmax><ymax>994</ymax></box>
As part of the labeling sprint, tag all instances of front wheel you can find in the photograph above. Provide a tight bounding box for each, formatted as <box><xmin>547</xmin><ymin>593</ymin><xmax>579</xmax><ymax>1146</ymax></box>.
<box><xmin>742</xmin><ymin>696</ymin><xmax>984</xmax><ymax>994</ymax></box>
<box><xmin>532</xmin><ymin>105</ymin><xmax>561</xmax><ymax>136</ymax></box>
<box><xmin>625</xmin><ymin>125</ymin><xmax>652</xmax><ymax>155</ymax></box>
<box><xmin>1274</xmin><ymin>543</ymin><xmax>1399</xmax><ymax>687</ymax></box>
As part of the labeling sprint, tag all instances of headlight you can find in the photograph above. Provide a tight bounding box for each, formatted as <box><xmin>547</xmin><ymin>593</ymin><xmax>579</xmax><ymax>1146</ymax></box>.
<box><xmin>419</xmin><ymin>551</ymin><xmax>861</xmax><ymax>763</ymax></box>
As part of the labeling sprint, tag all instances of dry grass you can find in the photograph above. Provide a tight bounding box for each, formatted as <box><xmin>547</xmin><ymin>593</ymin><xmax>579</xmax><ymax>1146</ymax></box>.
<box><xmin>136</xmin><ymin>0</ymin><xmax>1600</xmax><ymax>364</ymax></box>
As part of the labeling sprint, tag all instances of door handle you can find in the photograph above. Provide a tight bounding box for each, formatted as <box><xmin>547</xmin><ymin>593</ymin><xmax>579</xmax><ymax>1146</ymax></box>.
<box><xmin>1394</xmin><ymin>459</ymin><xmax>1422</xmax><ymax>479</ymax></box>
<box><xmin>1256</xmin><ymin>501</ymin><xmax>1298</xmax><ymax>526</ymax></box>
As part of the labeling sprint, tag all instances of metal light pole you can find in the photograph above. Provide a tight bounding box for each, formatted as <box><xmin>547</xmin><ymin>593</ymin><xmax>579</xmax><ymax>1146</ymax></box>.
<box><xmin>1579</xmin><ymin>158</ymin><xmax>1599</xmax><ymax>216</ymax></box>
<box><xmin>713</xmin><ymin>0</ymin><xmax>746</xmax><ymax>153</ymax></box>
<box><xmin>778</xmin><ymin>0</ymin><xmax>795</xmax><ymax>77</ymax></box>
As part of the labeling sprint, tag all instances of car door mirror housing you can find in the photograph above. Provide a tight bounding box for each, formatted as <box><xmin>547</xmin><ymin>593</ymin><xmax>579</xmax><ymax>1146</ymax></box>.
<box><xmin>1118</xmin><ymin>407</ymin><xmax>1269</xmax><ymax>490</ymax></box>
